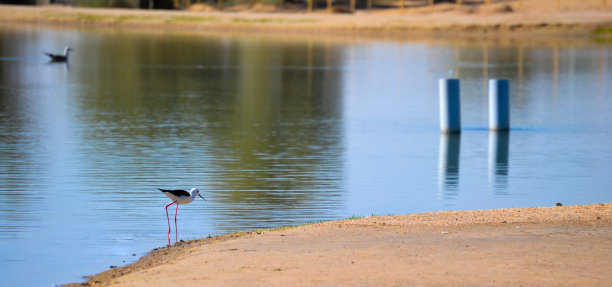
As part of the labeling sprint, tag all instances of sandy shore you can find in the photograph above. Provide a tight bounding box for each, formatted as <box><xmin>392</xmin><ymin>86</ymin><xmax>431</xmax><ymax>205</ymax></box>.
<box><xmin>1</xmin><ymin>3</ymin><xmax>611</xmax><ymax>37</ymax></box>
<box><xmin>69</xmin><ymin>203</ymin><xmax>612</xmax><ymax>286</ymax></box>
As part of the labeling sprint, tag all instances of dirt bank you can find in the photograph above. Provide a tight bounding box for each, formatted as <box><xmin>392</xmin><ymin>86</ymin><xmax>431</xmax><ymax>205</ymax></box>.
<box><xmin>69</xmin><ymin>203</ymin><xmax>612</xmax><ymax>286</ymax></box>
<box><xmin>1</xmin><ymin>3</ymin><xmax>611</xmax><ymax>37</ymax></box>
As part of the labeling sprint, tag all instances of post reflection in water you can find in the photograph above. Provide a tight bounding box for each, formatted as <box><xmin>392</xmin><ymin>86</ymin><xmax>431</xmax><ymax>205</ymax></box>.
<box><xmin>488</xmin><ymin>131</ymin><xmax>510</xmax><ymax>194</ymax></box>
<box><xmin>438</xmin><ymin>134</ymin><xmax>461</xmax><ymax>199</ymax></box>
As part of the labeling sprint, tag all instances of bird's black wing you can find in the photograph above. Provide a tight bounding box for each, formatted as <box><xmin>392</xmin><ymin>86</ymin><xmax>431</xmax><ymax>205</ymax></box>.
<box><xmin>158</xmin><ymin>188</ymin><xmax>190</xmax><ymax>197</ymax></box>
<box><xmin>45</xmin><ymin>53</ymin><xmax>65</xmax><ymax>62</ymax></box>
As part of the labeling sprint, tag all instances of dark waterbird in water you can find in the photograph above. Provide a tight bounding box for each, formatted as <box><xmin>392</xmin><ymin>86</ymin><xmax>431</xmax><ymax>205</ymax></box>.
<box><xmin>159</xmin><ymin>188</ymin><xmax>206</xmax><ymax>246</ymax></box>
<box><xmin>44</xmin><ymin>46</ymin><xmax>73</xmax><ymax>62</ymax></box>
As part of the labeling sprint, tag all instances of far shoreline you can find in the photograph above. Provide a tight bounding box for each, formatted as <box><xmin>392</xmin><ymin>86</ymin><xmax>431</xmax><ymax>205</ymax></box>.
<box><xmin>1</xmin><ymin>4</ymin><xmax>611</xmax><ymax>38</ymax></box>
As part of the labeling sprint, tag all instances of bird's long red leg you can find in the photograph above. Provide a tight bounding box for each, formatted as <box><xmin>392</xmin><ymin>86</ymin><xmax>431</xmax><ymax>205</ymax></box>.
<box><xmin>165</xmin><ymin>201</ymin><xmax>176</xmax><ymax>246</ymax></box>
<box><xmin>175</xmin><ymin>203</ymin><xmax>179</xmax><ymax>243</ymax></box>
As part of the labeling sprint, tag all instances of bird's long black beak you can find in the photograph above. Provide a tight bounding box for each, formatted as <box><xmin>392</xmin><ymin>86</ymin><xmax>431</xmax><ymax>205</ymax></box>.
<box><xmin>199</xmin><ymin>194</ymin><xmax>207</xmax><ymax>201</ymax></box>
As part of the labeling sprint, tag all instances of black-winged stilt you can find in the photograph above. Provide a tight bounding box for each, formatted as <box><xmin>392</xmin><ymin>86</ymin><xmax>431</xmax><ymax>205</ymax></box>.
<box><xmin>159</xmin><ymin>188</ymin><xmax>206</xmax><ymax>245</ymax></box>
<box><xmin>44</xmin><ymin>46</ymin><xmax>73</xmax><ymax>62</ymax></box>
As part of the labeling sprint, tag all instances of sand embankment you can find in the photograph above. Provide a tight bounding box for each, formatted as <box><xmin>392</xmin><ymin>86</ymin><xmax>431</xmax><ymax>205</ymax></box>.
<box><xmin>1</xmin><ymin>3</ymin><xmax>611</xmax><ymax>37</ymax></box>
<box><xmin>70</xmin><ymin>203</ymin><xmax>612</xmax><ymax>286</ymax></box>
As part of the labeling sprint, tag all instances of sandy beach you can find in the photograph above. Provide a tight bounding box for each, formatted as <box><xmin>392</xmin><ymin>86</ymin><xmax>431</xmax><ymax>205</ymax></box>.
<box><xmin>1</xmin><ymin>3</ymin><xmax>611</xmax><ymax>37</ymax></box>
<box><xmin>69</xmin><ymin>203</ymin><xmax>612</xmax><ymax>286</ymax></box>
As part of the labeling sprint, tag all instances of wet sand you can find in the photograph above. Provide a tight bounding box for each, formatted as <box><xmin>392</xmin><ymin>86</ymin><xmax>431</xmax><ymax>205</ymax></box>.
<box><xmin>70</xmin><ymin>203</ymin><xmax>612</xmax><ymax>286</ymax></box>
<box><xmin>0</xmin><ymin>3</ymin><xmax>611</xmax><ymax>37</ymax></box>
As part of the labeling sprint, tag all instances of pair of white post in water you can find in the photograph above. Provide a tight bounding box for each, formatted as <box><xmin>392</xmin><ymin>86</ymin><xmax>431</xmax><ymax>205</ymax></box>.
<box><xmin>439</xmin><ymin>79</ymin><xmax>510</xmax><ymax>133</ymax></box>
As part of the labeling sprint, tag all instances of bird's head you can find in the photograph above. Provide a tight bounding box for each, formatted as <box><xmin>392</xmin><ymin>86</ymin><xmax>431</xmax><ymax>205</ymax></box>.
<box><xmin>190</xmin><ymin>188</ymin><xmax>206</xmax><ymax>201</ymax></box>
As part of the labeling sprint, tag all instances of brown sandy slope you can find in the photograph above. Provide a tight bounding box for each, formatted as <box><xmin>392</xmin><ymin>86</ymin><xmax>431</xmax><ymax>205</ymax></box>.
<box><xmin>69</xmin><ymin>203</ymin><xmax>612</xmax><ymax>286</ymax></box>
<box><xmin>0</xmin><ymin>3</ymin><xmax>611</xmax><ymax>37</ymax></box>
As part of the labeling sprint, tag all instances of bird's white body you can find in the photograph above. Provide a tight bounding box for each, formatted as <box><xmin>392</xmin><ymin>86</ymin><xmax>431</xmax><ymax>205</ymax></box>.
<box><xmin>162</xmin><ymin>188</ymin><xmax>201</xmax><ymax>204</ymax></box>
<box><xmin>62</xmin><ymin>46</ymin><xmax>72</xmax><ymax>57</ymax></box>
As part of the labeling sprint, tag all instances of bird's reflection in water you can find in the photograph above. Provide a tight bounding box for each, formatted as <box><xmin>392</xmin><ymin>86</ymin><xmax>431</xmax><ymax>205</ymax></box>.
<box><xmin>46</xmin><ymin>61</ymin><xmax>70</xmax><ymax>72</ymax></box>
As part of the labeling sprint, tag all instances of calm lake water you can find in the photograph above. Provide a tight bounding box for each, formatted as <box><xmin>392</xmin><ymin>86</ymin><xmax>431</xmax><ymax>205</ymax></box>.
<box><xmin>0</xmin><ymin>24</ymin><xmax>611</xmax><ymax>286</ymax></box>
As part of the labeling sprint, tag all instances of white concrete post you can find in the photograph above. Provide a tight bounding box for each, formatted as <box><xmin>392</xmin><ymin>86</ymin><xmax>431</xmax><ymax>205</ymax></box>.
<box><xmin>489</xmin><ymin>79</ymin><xmax>510</xmax><ymax>131</ymax></box>
<box><xmin>439</xmin><ymin>79</ymin><xmax>461</xmax><ymax>134</ymax></box>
